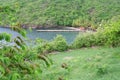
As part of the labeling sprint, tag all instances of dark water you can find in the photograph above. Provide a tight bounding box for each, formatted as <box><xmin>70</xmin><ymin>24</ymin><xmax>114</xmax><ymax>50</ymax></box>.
<box><xmin>0</xmin><ymin>27</ymin><xmax>80</xmax><ymax>44</ymax></box>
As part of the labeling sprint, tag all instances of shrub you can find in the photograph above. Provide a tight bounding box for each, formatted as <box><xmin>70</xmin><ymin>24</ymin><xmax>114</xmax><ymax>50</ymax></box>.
<box><xmin>0</xmin><ymin>29</ymin><xmax>51</xmax><ymax>79</ymax></box>
<box><xmin>52</xmin><ymin>35</ymin><xmax>68</xmax><ymax>52</ymax></box>
<box><xmin>103</xmin><ymin>19</ymin><xmax>120</xmax><ymax>46</ymax></box>
<box><xmin>36</xmin><ymin>35</ymin><xmax>68</xmax><ymax>53</ymax></box>
<box><xmin>0</xmin><ymin>36</ymin><xmax>52</xmax><ymax>80</ymax></box>
<box><xmin>72</xmin><ymin>32</ymin><xmax>97</xmax><ymax>48</ymax></box>
<box><xmin>42</xmin><ymin>42</ymin><xmax>54</xmax><ymax>53</ymax></box>
<box><xmin>73</xmin><ymin>18</ymin><xmax>120</xmax><ymax>48</ymax></box>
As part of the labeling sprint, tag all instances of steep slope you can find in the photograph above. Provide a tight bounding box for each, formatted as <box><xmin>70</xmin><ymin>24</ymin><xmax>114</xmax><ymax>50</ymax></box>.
<box><xmin>0</xmin><ymin>0</ymin><xmax>120</xmax><ymax>28</ymax></box>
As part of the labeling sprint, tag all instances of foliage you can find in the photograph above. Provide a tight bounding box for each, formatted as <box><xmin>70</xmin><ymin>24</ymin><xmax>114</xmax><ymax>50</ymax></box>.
<box><xmin>36</xmin><ymin>35</ymin><xmax>68</xmax><ymax>54</ymax></box>
<box><xmin>0</xmin><ymin>33</ymin><xmax>11</xmax><ymax>42</ymax></box>
<box><xmin>72</xmin><ymin>32</ymin><xmax>105</xmax><ymax>48</ymax></box>
<box><xmin>73</xmin><ymin>16</ymin><xmax>120</xmax><ymax>48</ymax></box>
<box><xmin>0</xmin><ymin>33</ymin><xmax>52</xmax><ymax>80</ymax></box>
<box><xmin>72</xmin><ymin>33</ymin><xmax>95</xmax><ymax>48</ymax></box>
<box><xmin>0</xmin><ymin>45</ymin><xmax>53</xmax><ymax>80</ymax></box>
<box><xmin>0</xmin><ymin>5</ymin><xmax>52</xmax><ymax>80</ymax></box>
<box><xmin>72</xmin><ymin>17</ymin><xmax>92</xmax><ymax>28</ymax></box>
<box><xmin>0</xmin><ymin>0</ymin><xmax>120</xmax><ymax>28</ymax></box>
<box><xmin>52</xmin><ymin>35</ymin><xmax>68</xmax><ymax>52</ymax></box>
<box><xmin>0</xmin><ymin>5</ymin><xmax>18</xmax><ymax>26</ymax></box>
<box><xmin>0</xmin><ymin>1</ymin><xmax>120</xmax><ymax>79</ymax></box>
<box><xmin>36</xmin><ymin>41</ymin><xmax>54</xmax><ymax>54</ymax></box>
<box><xmin>102</xmin><ymin>18</ymin><xmax>120</xmax><ymax>46</ymax></box>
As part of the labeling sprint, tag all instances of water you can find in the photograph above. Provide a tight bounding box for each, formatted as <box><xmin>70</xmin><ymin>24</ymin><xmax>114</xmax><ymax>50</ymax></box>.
<box><xmin>0</xmin><ymin>27</ymin><xmax>80</xmax><ymax>44</ymax></box>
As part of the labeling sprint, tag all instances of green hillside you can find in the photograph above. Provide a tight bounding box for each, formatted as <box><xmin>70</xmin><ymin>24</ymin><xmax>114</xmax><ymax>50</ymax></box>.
<box><xmin>1</xmin><ymin>1</ymin><xmax>120</xmax><ymax>80</ymax></box>
<box><xmin>0</xmin><ymin>0</ymin><xmax>120</xmax><ymax>28</ymax></box>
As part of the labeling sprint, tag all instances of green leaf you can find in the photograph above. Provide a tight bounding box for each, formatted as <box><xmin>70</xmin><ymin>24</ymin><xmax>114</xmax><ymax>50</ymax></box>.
<box><xmin>4</xmin><ymin>33</ymin><xmax>11</xmax><ymax>42</ymax></box>
<box><xmin>0</xmin><ymin>65</ymin><xmax>5</xmax><ymax>78</ymax></box>
<box><xmin>10</xmin><ymin>73</ymin><xmax>20</xmax><ymax>80</ymax></box>
<box><xmin>0</xmin><ymin>33</ymin><xmax>4</xmax><ymax>40</ymax></box>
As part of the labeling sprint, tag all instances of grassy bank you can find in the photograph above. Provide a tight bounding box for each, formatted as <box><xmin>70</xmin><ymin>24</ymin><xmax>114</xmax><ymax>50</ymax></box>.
<box><xmin>41</xmin><ymin>47</ymin><xmax>120</xmax><ymax>80</ymax></box>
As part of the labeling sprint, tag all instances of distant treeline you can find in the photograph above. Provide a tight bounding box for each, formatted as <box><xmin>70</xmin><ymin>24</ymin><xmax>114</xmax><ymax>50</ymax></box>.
<box><xmin>0</xmin><ymin>0</ymin><xmax>120</xmax><ymax>28</ymax></box>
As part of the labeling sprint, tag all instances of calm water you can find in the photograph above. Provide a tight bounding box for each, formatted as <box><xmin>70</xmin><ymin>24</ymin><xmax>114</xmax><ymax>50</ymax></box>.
<box><xmin>0</xmin><ymin>27</ymin><xmax>80</xmax><ymax>44</ymax></box>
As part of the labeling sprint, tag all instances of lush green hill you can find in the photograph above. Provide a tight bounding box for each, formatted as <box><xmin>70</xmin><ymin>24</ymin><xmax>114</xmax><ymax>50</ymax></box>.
<box><xmin>0</xmin><ymin>0</ymin><xmax>120</xmax><ymax>28</ymax></box>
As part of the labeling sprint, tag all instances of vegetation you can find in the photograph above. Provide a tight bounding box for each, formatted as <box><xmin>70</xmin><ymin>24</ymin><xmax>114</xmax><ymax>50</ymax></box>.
<box><xmin>1</xmin><ymin>0</ymin><xmax>120</xmax><ymax>80</ymax></box>
<box><xmin>36</xmin><ymin>35</ymin><xmax>68</xmax><ymax>54</ymax></box>
<box><xmin>42</xmin><ymin>47</ymin><xmax>120</xmax><ymax>80</ymax></box>
<box><xmin>0</xmin><ymin>0</ymin><xmax>120</xmax><ymax>28</ymax></box>
<box><xmin>51</xmin><ymin>35</ymin><xmax>68</xmax><ymax>51</ymax></box>
<box><xmin>72</xmin><ymin>16</ymin><xmax>120</xmax><ymax>48</ymax></box>
<box><xmin>0</xmin><ymin>28</ymin><xmax>53</xmax><ymax>80</ymax></box>
<box><xmin>0</xmin><ymin>7</ymin><xmax>51</xmax><ymax>79</ymax></box>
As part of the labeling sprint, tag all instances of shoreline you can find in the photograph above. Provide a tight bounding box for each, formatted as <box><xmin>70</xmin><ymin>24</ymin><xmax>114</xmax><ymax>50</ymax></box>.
<box><xmin>0</xmin><ymin>25</ymin><xmax>96</xmax><ymax>32</ymax></box>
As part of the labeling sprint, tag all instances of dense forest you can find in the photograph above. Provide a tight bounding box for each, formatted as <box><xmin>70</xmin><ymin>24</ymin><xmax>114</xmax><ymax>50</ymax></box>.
<box><xmin>0</xmin><ymin>0</ymin><xmax>120</xmax><ymax>28</ymax></box>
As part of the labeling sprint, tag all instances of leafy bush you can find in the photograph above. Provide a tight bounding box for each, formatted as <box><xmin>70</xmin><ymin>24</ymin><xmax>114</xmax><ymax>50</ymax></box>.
<box><xmin>52</xmin><ymin>35</ymin><xmax>68</xmax><ymax>52</ymax></box>
<box><xmin>103</xmin><ymin>19</ymin><xmax>120</xmax><ymax>46</ymax></box>
<box><xmin>44</xmin><ymin>42</ymin><xmax>55</xmax><ymax>53</ymax></box>
<box><xmin>73</xmin><ymin>17</ymin><xmax>120</xmax><ymax>48</ymax></box>
<box><xmin>0</xmin><ymin>4</ymin><xmax>52</xmax><ymax>80</ymax></box>
<box><xmin>0</xmin><ymin>34</ymin><xmax>52</xmax><ymax>80</ymax></box>
<box><xmin>37</xmin><ymin>42</ymin><xmax>54</xmax><ymax>54</ymax></box>
<box><xmin>0</xmin><ymin>46</ymin><xmax>53</xmax><ymax>80</ymax></box>
<box><xmin>37</xmin><ymin>35</ymin><xmax>68</xmax><ymax>53</ymax></box>
<box><xmin>36</xmin><ymin>35</ymin><xmax>68</xmax><ymax>54</ymax></box>
<box><xmin>72</xmin><ymin>33</ymin><xmax>96</xmax><ymax>48</ymax></box>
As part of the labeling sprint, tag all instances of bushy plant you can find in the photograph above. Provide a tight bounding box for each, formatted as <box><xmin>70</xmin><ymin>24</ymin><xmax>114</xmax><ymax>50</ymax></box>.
<box><xmin>0</xmin><ymin>34</ymin><xmax>52</xmax><ymax>80</ymax></box>
<box><xmin>43</xmin><ymin>42</ymin><xmax>54</xmax><ymax>53</ymax></box>
<box><xmin>0</xmin><ymin>46</ymin><xmax>48</xmax><ymax>80</ymax></box>
<box><xmin>52</xmin><ymin>35</ymin><xmax>68</xmax><ymax>52</ymax></box>
<box><xmin>103</xmin><ymin>19</ymin><xmax>120</xmax><ymax>46</ymax></box>
<box><xmin>73</xmin><ymin>17</ymin><xmax>120</xmax><ymax>48</ymax></box>
<box><xmin>0</xmin><ymin>5</ymin><xmax>52</xmax><ymax>80</ymax></box>
<box><xmin>37</xmin><ymin>42</ymin><xmax>54</xmax><ymax>54</ymax></box>
<box><xmin>36</xmin><ymin>35</ymin><xmax>68</xmax><ymax>53</ymax></box>
<box><xmin>72</xmin><ymin>33</ymin><xmax>96</xmax><ymax>48</ymax></box>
